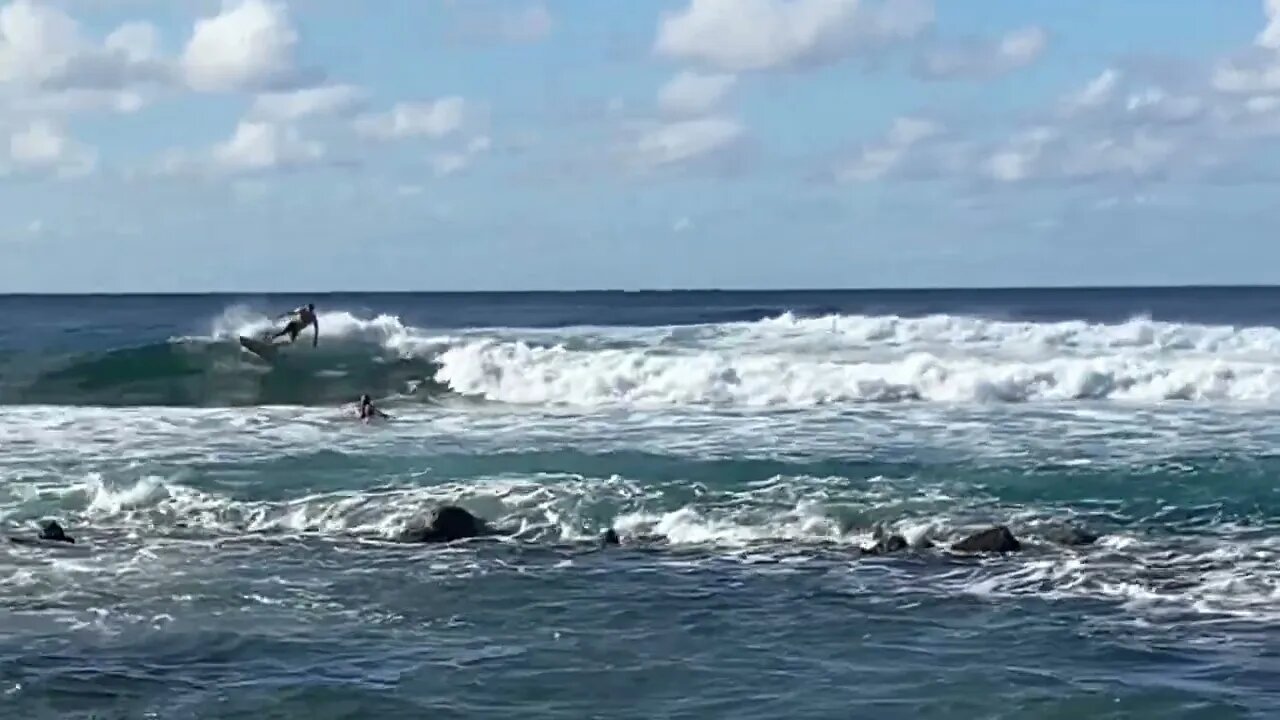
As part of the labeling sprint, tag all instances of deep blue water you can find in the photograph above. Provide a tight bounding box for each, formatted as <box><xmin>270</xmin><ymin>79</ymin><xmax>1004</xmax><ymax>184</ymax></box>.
<box><xmin>2</xmin><ymin>288</ymin><xmax>1279</xmax><ymax>718</ymax></box>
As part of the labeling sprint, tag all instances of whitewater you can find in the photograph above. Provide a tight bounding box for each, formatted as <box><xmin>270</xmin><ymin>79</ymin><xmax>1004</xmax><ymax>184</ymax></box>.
<box><xmin>2</xmin><ymin>289</ymin><xmax>1278</xmax><ymax>719</ymax></box>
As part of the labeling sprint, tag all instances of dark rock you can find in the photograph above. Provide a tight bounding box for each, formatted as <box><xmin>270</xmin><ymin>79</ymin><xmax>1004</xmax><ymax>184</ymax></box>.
<box><xmin>1043</xmin><ymin>525</ymin><xmax>1099</xmax><ymax>547</ymax></box>
<box><xmin>38</xmin><ymin>520</ymin><xmax>75</xmax><ymax>544</ymax></box>
<box><xmin>8</xmin><ymin>520</ymin><xmax>77</xmax><ymax>547</ymax></box>
<box><xmin>600</xmin><ymin>528</ymin><xmax>620</xmax><ymax>546</ymax></box>
<box><xmin>951</xmin><ymin>526</ymin><xmax>1021</xmax><ymax>553</ymax></box>
<box><xmin>397</xmin><ymin>505</ymin><xmax>488</xmax><ymax>543</ymax></box>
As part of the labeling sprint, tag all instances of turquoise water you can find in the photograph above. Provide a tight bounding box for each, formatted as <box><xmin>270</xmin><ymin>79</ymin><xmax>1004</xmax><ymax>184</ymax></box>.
<box><xmin>2</xmin><ymin>290</ymin><xmax>1279</xmax><ymax>718</ymax></box>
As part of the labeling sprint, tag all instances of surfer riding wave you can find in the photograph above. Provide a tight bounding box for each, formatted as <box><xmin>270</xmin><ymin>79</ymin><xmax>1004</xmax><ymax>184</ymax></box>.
<box><xmin>266</xmin><ymin>303</ymin><xmax>319</xmax><ymax>347</ymax></box>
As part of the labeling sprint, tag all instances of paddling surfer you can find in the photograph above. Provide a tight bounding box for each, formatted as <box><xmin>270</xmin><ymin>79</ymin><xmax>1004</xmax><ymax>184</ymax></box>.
<box><xmin>358</xmin><ymin>394</ymin><xmax>391</xmax><ymax>422</ymax></box>
<box><xmin>267</xmin><ymin>303</ymin><xmax>318</xmax><ymax>347</ymax></box>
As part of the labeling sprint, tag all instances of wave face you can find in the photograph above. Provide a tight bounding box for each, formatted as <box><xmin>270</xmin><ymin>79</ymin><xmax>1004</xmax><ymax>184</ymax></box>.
<box><xmin>7</xmin><ymin>295</ymin><xmax>1280</xmax><ymax>407</ymax></box>
<box><xmin>2</xmin><ymin>308</ymin><xmax>449</xmax><ymax>406</ymax></box>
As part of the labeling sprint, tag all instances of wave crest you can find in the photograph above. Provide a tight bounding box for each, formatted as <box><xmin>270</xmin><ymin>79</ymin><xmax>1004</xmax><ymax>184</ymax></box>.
<box><xmin>8</xmin><ymin>305</ymin><xmax>1280</xmax><ymax>407</ymax></box>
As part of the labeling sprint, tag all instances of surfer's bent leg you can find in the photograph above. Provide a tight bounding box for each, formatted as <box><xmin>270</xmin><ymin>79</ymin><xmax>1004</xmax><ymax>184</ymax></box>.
<box><xmin>271</xmin><ymin>320</ymin><xmax>302</xmax><ymax>342</ymax></box>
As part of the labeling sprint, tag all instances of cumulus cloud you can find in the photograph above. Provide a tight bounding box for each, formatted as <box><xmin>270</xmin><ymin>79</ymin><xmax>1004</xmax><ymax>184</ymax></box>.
<box><xmin>1063</xmin><ymin>69</ymin><xmax>1121</xmax><ymax>112</ymax></box>
<box><xmin>832</xmin><ymin>3</ymin><xmax>1280</xmax><ymax>192</ymax></box>
<box><xmin>833</xmin><ymin>116</ymin><xmax>953</xmax><ymax>181</ymax></box>
<box><xmin>974</xmin><ymin>126</ymin><xmax>1184</xmax><ymax>185</ymax></box>
<box><xmin>158</xmin><ymin>119</ymin><xmax>328</xmax><ymax>175</ymax></box>
<box><xmin>631</xmin><ymin>115</ymin><xmax>745</xmax><ymax>170</ymax></box>
<box><xmin>212</xmin><ymin>120</ymin><xmax>323</xmax><ymax>171</ymax></box>
<box><xmin>0</xmin><ymin>0</ymin><xmax>82</xmax><ymax>85</ymax></box>
<box><xmin>915</xmin><ymin>26</ymin><xmax>1048</xmax><ymax>80</ymax></box>
<box><xmin>249</xmin><ymin>84</ymin><xmax>367</xmax><ymax>121</ymax></box>
<box><xmin>658</xmin><ymin>70</ymin><xmax>737</xmax><ymax>117</ymax></box>
<box><xmin>0</xmin><ymin>0</ymin><xmax>168</xmax><ymax>110</ymax></box>
<box><xmin>1258</xmin><ymin>0</ymin><xmax>1280</xmax><ymax>49</ymax></box>
<box><xmin>105</xmin><ymin>21</ymin><xmax>159</xmax><ymax>63</ymax></box>
<box><xmin>429</xmin><ymin>135</ymin><xmax>492</xmax><ymax>177</ymax></box>
<box><xmin>5</xmin><ymin>119</ymin><xmax>97</xmax><ymax>177</ymax></box>
<box><xmin>654</xmin><ymin>0</ymin><xmax>933</xmax><ymax>72</ymax></box>
<box><xmin>354</xmin><ymin>98</ymin><xmax>468</xmax><ymax>140</ymax></box>
<box><xmin>834</xmin><ymin>106</ymin><xmax>1196</xmax><ymax>188</ymax></box>
<box><xmin>181</xmin><ymin>0</ymin><xmax>300</xmax><ymax>93</ymax></box>
<box><xmin>1212</xmin><ymin>1</ymin><xmax>1280</xmax><ymax>93</ymax></box>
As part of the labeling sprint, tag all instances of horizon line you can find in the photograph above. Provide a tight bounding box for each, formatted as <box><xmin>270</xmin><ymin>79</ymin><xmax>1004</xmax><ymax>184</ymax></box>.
<box><xmin>3</xmin><ymin>282</ymin><xmax>1280</xmax><ymax>297</ymax></box>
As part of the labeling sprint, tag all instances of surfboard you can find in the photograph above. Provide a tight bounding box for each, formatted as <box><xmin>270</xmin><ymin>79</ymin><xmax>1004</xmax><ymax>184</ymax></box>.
<box><xmin>238</xmin><ymin>335</ymin><xmax>281</xmax><ymax>361</ymax></box>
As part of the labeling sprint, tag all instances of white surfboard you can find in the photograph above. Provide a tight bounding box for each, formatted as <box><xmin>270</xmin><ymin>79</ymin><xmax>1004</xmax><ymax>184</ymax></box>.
<box><xmin>238</xmin><ymin>335</ymin><xmax>282</xmax><ymax>361</ymax></box>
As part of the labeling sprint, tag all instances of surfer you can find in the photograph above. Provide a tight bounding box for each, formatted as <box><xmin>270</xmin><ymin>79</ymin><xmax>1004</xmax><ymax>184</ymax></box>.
<box><xmin>267</xmin><ymin>303</ymin><xmax>319</xmax><ymax>347</ymax></box>
<box><xmin>358</xmin><ymin>394</ymin><xmax>391</xmax><ymax>422</ymax></box>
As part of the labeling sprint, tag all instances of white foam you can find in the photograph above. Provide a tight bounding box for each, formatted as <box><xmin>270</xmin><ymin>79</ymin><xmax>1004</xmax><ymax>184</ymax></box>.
<box><xmin>172</xmin><ymin>305</ymin><xmax>1280</xmax><ymax>408</ymax></box>
<box><xmin>433</xmin><ymin>339</ymin><xmax>1280</xmax><ymax>407</ymax></box>
<box><xmin>200</xmin><ymin>305</ymin><xmax>457</xmax><ymax>359</ymax></box>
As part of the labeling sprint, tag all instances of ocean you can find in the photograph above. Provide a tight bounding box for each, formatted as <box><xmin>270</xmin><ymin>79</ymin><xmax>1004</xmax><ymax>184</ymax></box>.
<box><xmin>2</xmin><ymin>288</ymin><xmax>1278</xmax><ymax>719</ymax></box>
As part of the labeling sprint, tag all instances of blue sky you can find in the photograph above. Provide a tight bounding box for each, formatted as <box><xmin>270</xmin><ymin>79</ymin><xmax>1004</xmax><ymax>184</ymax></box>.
<box><xmin>2</xmin><ymin>0</ymin><xmax>1280</xmax><ymax>292</ymax></box>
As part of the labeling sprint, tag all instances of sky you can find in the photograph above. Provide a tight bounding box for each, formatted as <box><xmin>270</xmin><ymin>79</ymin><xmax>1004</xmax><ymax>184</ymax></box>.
<box><xmin>3</xmin><ymin>0</ymin><xmax>1280</xmax><ymax>292</ymax></box>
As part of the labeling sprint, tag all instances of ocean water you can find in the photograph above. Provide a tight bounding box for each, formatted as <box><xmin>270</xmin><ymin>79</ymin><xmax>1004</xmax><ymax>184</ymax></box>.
<box><xmin>2</xmin><ymin>288</ymin><xmax>1279</xmax><ymax>719</ymax></box>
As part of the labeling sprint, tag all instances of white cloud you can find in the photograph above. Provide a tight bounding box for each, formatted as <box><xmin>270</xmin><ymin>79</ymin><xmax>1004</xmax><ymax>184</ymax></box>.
<box><xmin>159</xmin><ymin>119</ymin><xmax>326</xmax><ymax>175</ymax></box>
<box><xmin>836</xmin><ymin>108</ymin><xmax>1194</xmax><ymax>187</ymax></box>
<box><xmin>430</xmin><ymin>153</ymin><xmax>469</xmax><ymax>177</ymax></box>
<box><xmin>1064</xmin><ymin>69</ymin><xmax>1121</xmax><ymax>112</ymax></box>
<box><xmin>1059</xmin><ymin>70</ymin><xmax>1206</xmax><ymax>127</ymax></box>
<box><xmin>654</xmin><ymin>0</ymin><xmax>933</xmax><ymax>72</ymax></box>
<box><xmin>1123</xmin><ymin>87</ymin><xmax>1204</xmax><ymax>125</ymax></box>
<box><xmin>835</xmin><ymin>116</ymin><xmax>948</xmax><ymax>181</ymax></box>
<box><xmin>632</xmin><ymin>115</ymin><xmax>744</xmax><ymax>169</ymax></box>
<box><xmin>1214</xmin><ymin>55</ymin><xmax>1280</xmax><ymax>94</ymax></box>
<box><xmin>6</xmin><ymin>119</ymin><xmax>97</xmax><ymax>177</ymax></box>
<box><xmin>916</xmin><ymin>25</ymin><xmax>1047</xmax><ymax>80</ymax></box>
<box><xmin>1259</xmin><ymin>0</ymin><xmax>1280</xmax><ymax>49</ymax></box>
<box><xmin>8</xmin><ymin>88</ymin><xmax>145</xmax><ymax>115</ymax></box>
<box><xmin>250</xmin><ymin>84</ymin><xmax>366</xmax><ymax>121</ymax></box>
<box><xmin>105</xmin><ymin>21</ymin><xmax>159</xmax><ymax>63</ymax></box>
<box><xmin>0</xmin><ymin>1</ymin><xmax>168</xmax><ymax>97</ymax></box>
<box><xmin>354</xmin><ymin>98</ymin><xmax>468</xmax><ymax>140</ymax></box>
<box><xmin>212</xmin><ymin>120</ymin><xmax>323</xmax><ymax>171</ymax></box>
<box><xmin>1213</xmin><ymin>2</ymin><xmax>1280</xmax><ymax>93</ymax></box>
<box><xmin>0</xmin><ymin>0</ymin><xmax>80</xmax><ymax>85</ymax></box>
<box><xmin>829</xmin><ymin>4</ymin><xmax>1280</xmax><ymax>190</ymax></box>
<box><xmin>181</xmin><ymin>0</ymin><xmax>298</xmax><ymax>93</ymax></box>
<box><xmin>658</xmin><ymin>70</ymin><xmax>736</xmax><ymax>117</ymax></box>
<box><xmin>429</xmin><ymin>134</ymin><xmax>492</xmax><ymax>177</ymax></box>
<box><xmin>981</xmin><ymin>127</ymin><xmax>1055</xmax><ymax>183</ymax></box>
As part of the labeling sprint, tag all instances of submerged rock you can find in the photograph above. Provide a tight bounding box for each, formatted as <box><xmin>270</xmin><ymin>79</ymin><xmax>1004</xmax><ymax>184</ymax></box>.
<box><xmin>951</xmin><ymin>526</ymin><xmax>1021</xmax><ymax>553</ymax></box>
<box><xmin>397</xmin><ymin>505</ymin><xmax>488</xmax><ymax>543</ymax></box>
<box><xmin>1043</xmin><ymin>524</ymin><xmax>1099</xmax><ymax>547</ymax></box>
<box><xmin>39</xmin><ymin>520</ymin><xmax>75</xmax><ymax>543</ymax></box>
<box><xmin>8</xmin><ymin>519</ymin><xmax>76</xmax><ymax>547</ymax></box>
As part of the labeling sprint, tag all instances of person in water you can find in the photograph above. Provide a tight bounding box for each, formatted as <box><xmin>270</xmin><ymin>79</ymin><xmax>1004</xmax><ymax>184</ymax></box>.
<box><xmin>358</xmin><ymin>394</ymin><xmax>391</xmax><ymax>421</ymax></box>
<box><xmin>267</xmin><ymin>303</ymin><xmax>318</xmax><ymax>347</ymax></box>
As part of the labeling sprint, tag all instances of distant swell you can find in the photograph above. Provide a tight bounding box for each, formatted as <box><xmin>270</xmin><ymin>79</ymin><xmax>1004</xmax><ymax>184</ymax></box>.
<box><xmin>6</xmin><ymin>305</ymin><xmax>1280</xmax><ymax>407</ymax></box>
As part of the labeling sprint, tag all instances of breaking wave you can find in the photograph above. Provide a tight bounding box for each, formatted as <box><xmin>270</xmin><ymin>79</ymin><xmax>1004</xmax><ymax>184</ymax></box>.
<box><xmin>7</xmin><ymin>305</ymin><xmax>1280</xmax><ymax>407</ymax></box>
